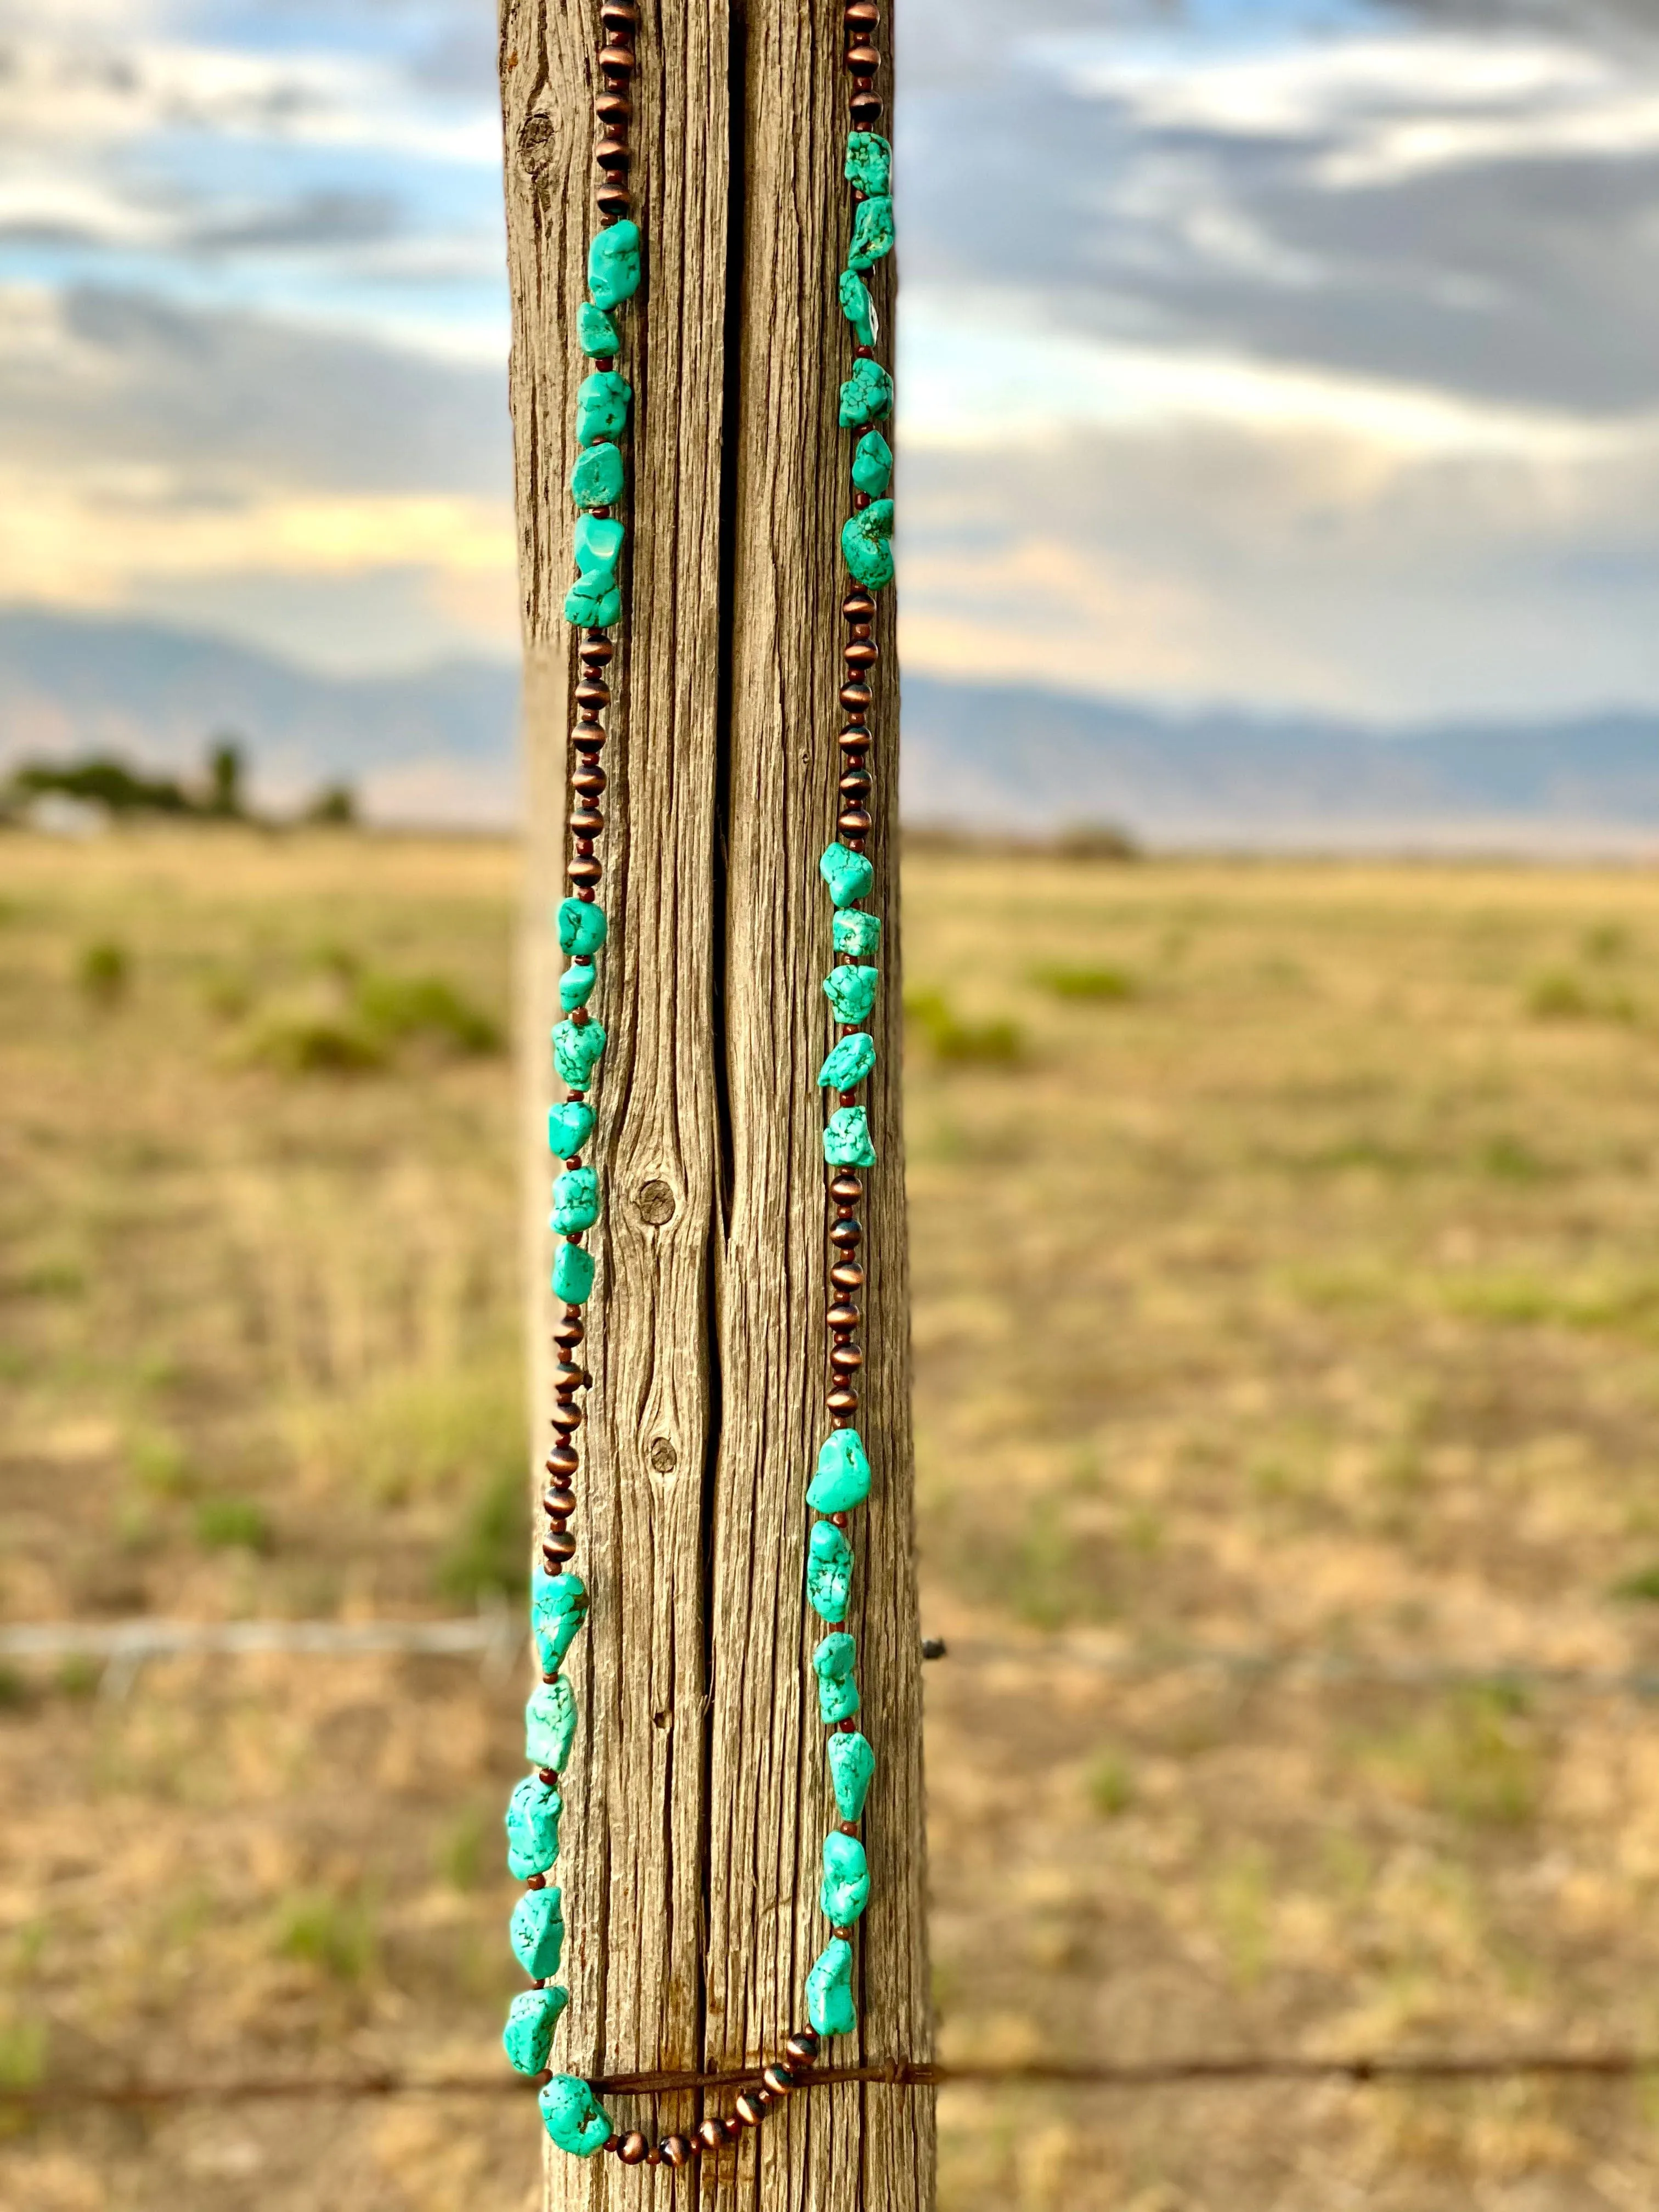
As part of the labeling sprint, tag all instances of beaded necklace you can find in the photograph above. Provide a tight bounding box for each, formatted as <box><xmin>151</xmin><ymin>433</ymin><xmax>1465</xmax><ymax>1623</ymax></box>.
<box><xmin>501</xmin><ymin>0</ymin><xmax>896</xmax><ymax>2171</ymax></box>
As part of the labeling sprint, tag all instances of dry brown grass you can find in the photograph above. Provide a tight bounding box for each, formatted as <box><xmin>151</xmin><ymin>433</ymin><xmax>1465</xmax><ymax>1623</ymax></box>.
<box><xmin>8</xmin><ymin>831</ymin><xmax>1659</xmax><ymax>2207</ymax></box>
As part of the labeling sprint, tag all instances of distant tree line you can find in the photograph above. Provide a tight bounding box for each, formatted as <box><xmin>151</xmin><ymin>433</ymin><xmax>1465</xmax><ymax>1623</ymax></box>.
<box><xmin>1</xmin><ymin>736</ymin><xmax>357</xmax><ymax>829</ymax></box>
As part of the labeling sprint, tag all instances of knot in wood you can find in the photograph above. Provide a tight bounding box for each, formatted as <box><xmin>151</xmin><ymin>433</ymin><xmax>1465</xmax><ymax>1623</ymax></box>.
<box><xmin>636</xmin><ymin>1178</ymin><xmax>676</xmax><ymax>1224</ymax></box>
<box><xmin>648</xmin><ymin>1436</ymin><xmax>678</xmax><ymax>1474</ymax></box>
<box><xmin>516</xmin><ymin>110</ymin><xmax>562</xmax><ymax>178</ymax></box>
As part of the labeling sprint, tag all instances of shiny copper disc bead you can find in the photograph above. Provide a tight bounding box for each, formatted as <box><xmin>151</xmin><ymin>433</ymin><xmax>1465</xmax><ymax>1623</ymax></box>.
<box><xmin>827</xmin><ymin>1300</ymin><xmax>860</xmax><ymax>1331</ymax></box>
<box><xmin>845</xmin><ymin>1</ymin><xmax>880</xmax><ymax>25</ymax></box>
<box><xmin>695</xmin><ymin>2118</ymin><xmax>727</xmax><ymax>2155</ymax></box>
<box><xmin>827</xmin><ymin>1387</ymin><xmax>860</xmax><ymax>1420</ymax></box>
<box><xmin>550</xmin><ymin>1402</ymin><xmax>583</xmax><ymax>1434</ymax></box>
<box><xmin>830</xmin><ymin>1260</ymin><xmax>865</xmax><ymax>1294</ymax></box>
<box><xmin>785</xmin><ymin>2028</ymin><xmax>821</xmax><ymax>2067</ymax></box>
<box><xmin>829</xmin><ymin>1217</ymin><xmax>862</xmax><ymax>1250</ymax></box>
<box><xmin>830</xmin><ymin>1173</ymin><xmax>862</xmax><ymax>1204</ymax></box>
<box><xmin>598</xmin><ymin>44</ymin><xmax>635</xmax><ymax>74</ymax></box>
<box><xmin>552</xmin><ymin>1362</ymin><xmax>586</xmax><ymax>1391</ymax></box>
<box><xmin>570</xmin><ymin>807</ymin><xmax>606</xmax><ymax>838</ymax></box>
<box><xmin>838</xmin><ymin>807</ymin><xmax>872</xmax><ymax>839</ymax></box>
<box><xmin>615</xmin><ymin>2132</ymin><xmax>649</xmax><ymax>2164</ymax></box>
<box><xmin>659</xmin><ymin>2134</ymin><xmax>695</xmax><ymax>2168</ymax></box>
<box><xmin>552</xmin><ymin>1319</ymin><xmax>585</xmax><ymax>1352</ymax></box>
<box><xmin>840</xmin><ymin>680</ymin><xmax>872</xmax><ymax>713</ymax></box>
<box><xmin>847</xmin><ymin>44</ymin><xmax>881</xmax><ymax>72</ymax></box>
<box><xmin>839</xmin><ymin>768</ymin><xmax>872</xmax><ymax>799</ymax></box>
<box><xmin>595</xmin><ymin>138</ymin><xmax>630</xmax><ymax>172</ymax></box>
<box><xmin>568</xmin><ymin>856</ymin><xmax>603</xmax><ymax>887</ymax></box>
<box><xmin>546</xmin><ymin>1443</ymin><xmax>580</xmax><ymax>1479</ymax></box>
<box><xmin>572</xmin><ymin>766</ymin><xmax>607</xmax><ymax>798</ymax></box>
<box><xmin>844</xmin><ymin>588</ymin><xmax>876</xmax><ymax>621</ymax></box>
<box><xmin>851</xmin><ymin>92</ymin><xmax>883</xmax><ymax>122</ymax></box>
<box><xmin>575</xmin><ymin>678</ymin><xmax>610</xmax><ymax>712</ymax></box>
<box><xmin>734</xmin><ymin>2089</ymin><xmax>771</xmax><ymax>2127</ymax></box>
<box><xmin>761</xmin><ymin>2063</ymin><xmax>798</xmax><ymax>2096</ymax></box>
<box><xmin>596</xmin><ymin>184</ymin><xmax>631</xmax><ymax>217</ymax></box>
<box><xmin>542</xmin><ymin>1485</ymin><xmax>577</xmax><ymax>1517</ymax></box>
<box><xmin>600</xmin><ymin>0</ymin><xmax>639</xmax><ymax>20</ymax></box>
<box><xmin>844</xmin><ymin>637</ymin><xmax>878</xmax><ymax>670</ymax></box>
<box><xmin>579</xmin><ymin>633</ymin><xmax>614</xmax><ymax>663</ymax></box>
<box><xmin>596</xmin><ymin>91</ymin><xmax>631</xmax><ymax>125</ymax></box>
<box><xmin>542</xmin><ymin>1530</ymin><xmax>577</xmax><ymax>1564</ymax></box>
<box><xmin>830</xmin><ymin>1343</ymin><xmax>863</xmax><ymax>1375</ymax></box>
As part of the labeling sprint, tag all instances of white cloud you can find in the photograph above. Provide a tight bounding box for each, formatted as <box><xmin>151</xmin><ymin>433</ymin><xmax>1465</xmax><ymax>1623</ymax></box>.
<box><xmin>1063</xmin><ymin>28</ymin><xmax>1659</xmax><ymax>188</ymax></box>
<box><xmin>900</xmin><ymin>296</ymin><xmax>1635</xmax><ymax>456</ymax></box>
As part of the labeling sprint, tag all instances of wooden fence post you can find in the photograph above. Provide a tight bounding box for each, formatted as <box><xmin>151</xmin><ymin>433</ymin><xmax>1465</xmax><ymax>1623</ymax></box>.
<box><xmin>499</xmin><ymin>4</ymin><xmax>934</xmax><ymax>2208</ymax></box>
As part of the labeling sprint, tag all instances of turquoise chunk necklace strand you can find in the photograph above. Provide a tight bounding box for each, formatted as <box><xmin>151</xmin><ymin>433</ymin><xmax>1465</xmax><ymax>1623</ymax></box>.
<box><xmin>503</xmin><ymin>0</ymin><xmax>898</xmax><ymax>2170</ymax></box>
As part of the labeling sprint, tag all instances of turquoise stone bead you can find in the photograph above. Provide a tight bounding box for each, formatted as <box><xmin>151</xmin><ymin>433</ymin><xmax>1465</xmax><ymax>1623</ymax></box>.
<box><xmin>827</xmin><ymin>1729</ymin><xmax>876</xmax><ymax>1820</ymax></box>
<box><xmin>504</xmin><ymin>1984</ymin><xmax>568</xmax><ymax>2075</ymax></box>
<box><xmin>526</xmin><ymin>1677</ymin><xmax>578</xmax><ymax>1770</ymax></box>
<box><xmin>566</xmin><ymin>510</ymin><xmax>624</xmax><ymax>625</ymax></box>
<box><xmin>539</xmin><ymin>2074</ymin><xmax>614</xmax><ymax>2158</ymax></box>
<box><xmin>577</xmin><ymin>300</ymin><xmax>620</xmax><ymax>357</ymax></box>
<box><xmin>559</xmin><ymin>963</ymin><xmax>596</xmax><ymax>1013</ymax></box>
<box><xmin>823</xmin><ymin>964</ymin><xmax>879</xmax><ymax>1022</ymax></box>
<box><xmin>552</xmin><ymin>1017</ymin><xmax>606</xmax><ymax>1087</ymax></box>
<box><xmin>548</xmin><ymin>1101</ymin><xmax>596</xmax><ymax>1157</ymax></box>
<box><xmin>820</xmin><ymin>842</ymin><xmax>874</xmax><ymax>908</ymax></box>
<box><xmin>588</xmin><ymin>219</ymin><xmax>641</xmax><ymax>309</ymax></box>
<box><xmin>833</xmin><ymin>909</ymin><xmax>883</xmax><ymax>958</ymax></box>
<box><xmin>848</xmin><ymin>194</ymin><xmax>895</xmax><ymax>270</ymax></box>
<box><xmin>845</xmin><ymin>131</ymin><xmax>893</xmax><ymax>196</ymax></box>
<box><xmin>851</xmin><ymin>431</ymin><xmax>893</xmax><ymax>497</ymax></box>
<box><xmin>806</xmin><ymin>1937</ymin><xmax>856</xmax><ymax>2038</ymax></box>
<box><xmin>821</xmin><ymin>1831</ymin><xmax>870</xmax><ymax>1925</ymax></box>
<box><xmin>823</xmin><ymin>1106</ymin><xmax>877</xmax><ymax>1168</ymax></box>
<box><xmin>812</xmin><ymin>1632</ymin><xmax>860</xmax><ymax>1723</ymax></box>
<box><xmin>532</xmin><ymin>1570</ymin><xmax>590</xmax><ymax>1674</ymax></box>
<box><xmin>563</xmin><ymin>573</ymin><xmax>620</xmax><ymax>629</ymax></box>
<box><xmin>839</xmin><ymin>268</ymin><xmax>875</xmax><ymax>348</ymax></box>
<box><xmin>553</xmin><ymin>1239</ymin><xmax>595</xmax><ymax>1305</ymax></box>
<box><xmin>506</xmin><ymin>1774</ymin><xmax>563</xmax><ymax>1879</ymax></box>
<box><xmin>550</xmin><ymin>1165</ymin><xmax>600</xmax><ymax>1235</ymax></box>
<box><xmin>570</xmin><ymin>441</ymin><xmax>625</xmax><ymax>511</ymax></box>
<box><xmin>557</xmin><ymin>898</ymin><xmax>607</xmax><ymax>956</ymax></box>
<box><xmin>809</xmin><ymin>1427</ymin><xmax>871</xmax><ymax>1511</ymax></box>
<box><xmin>838</xmin><ymin>356</ymin><xmax>894</xmax><ymax>428</ymax></box>
<box><xmin>806</xmin><ymin>1519</ymin><xmax>853</xmax><ymax>1623</ymax></box>
<box><xmin>575</xmin><ymin>369</ymin><xmax>631</xmax><ymax>447</ymax></box>
<box><xmin>510</xmin><ymin>1883</ymin><xmax>565</xmax><ymax>1977</ymax></box>
<box><xmin>818</xmin><ymin>1031</ymin><xmax>876</xmax><ymax>1091</ymax></box>
<box><xmin>842</xmin><ymin>499</ymin><xmax>895</xmax><ymax>590</ymax></box>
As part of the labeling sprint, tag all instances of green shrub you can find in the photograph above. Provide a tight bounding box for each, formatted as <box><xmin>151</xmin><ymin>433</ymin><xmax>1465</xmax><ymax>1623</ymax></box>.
<box><xmin>273</xmin><ymin>1887</ymin><xmax>377</xmax><ymax>1983</ymax></box>
<box><xmin>905</xmin><ymin>986</ymin><xmax>1024</xmax><ymax>1066</ymax></box>
<box><xmin>1086</xmin><ymin>1749</ymin><xmax>1135</xmax><ymax>1818</ymax></box>
<box><xmin>354</xmin><ymin>972</ymin><xmax>502</xmax><ymax>1056</ymax></box>
<box><xmin>237</xmin><ymin>1002</ymin><xmax>387</xmax><ymax>1074</ymax></box>
<box><xmin>76</xmin><ymin>938</ymin><xmax>129</xmax><ymax>1005</ymax></box>
<box><xmin>437</xmin><ymin>1466</ymin><xmax>528</xmax><ymax>1602</ymax></box>
<box><xmin>1611</xmin><ymin>1563</ymin><xmax>1659</xmax><ymax>1604</ymax></box>
<box><xmin>192</xmin><ymin>1495</ymin><xmax>273</xmax><ymax>1554</ymax></box>
<box><xmin>1032</xmin><ymin>963</ymin><xmax>1136</xmax><ymax>1003</ymax></box>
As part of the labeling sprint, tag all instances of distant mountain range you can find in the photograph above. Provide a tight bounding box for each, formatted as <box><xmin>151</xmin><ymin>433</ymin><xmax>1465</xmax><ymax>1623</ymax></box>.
<box><xmin>3</xmin><ymin>606</ymin><xmax>1658</xmax><ymax>851</ymax></box>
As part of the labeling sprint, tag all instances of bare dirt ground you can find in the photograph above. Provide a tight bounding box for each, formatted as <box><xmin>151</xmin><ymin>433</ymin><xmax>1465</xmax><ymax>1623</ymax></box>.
<box><xmin>8</xmin><ymin>831</ymin><xmax>1659</xmax><ymax>2209</ymax></box>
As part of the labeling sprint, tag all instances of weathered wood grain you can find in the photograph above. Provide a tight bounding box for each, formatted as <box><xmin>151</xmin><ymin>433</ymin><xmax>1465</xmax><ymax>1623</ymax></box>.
<box><xmin>500</xmin><ymin>4</ymin><xmax>931</xmax><ymax>2204</ymax></box>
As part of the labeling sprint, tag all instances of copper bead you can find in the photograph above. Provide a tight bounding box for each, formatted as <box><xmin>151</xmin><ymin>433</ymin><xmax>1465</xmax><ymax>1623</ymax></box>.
<box><xmin>695</xmin><ymin>2118</ymin><xmax>727</xmax><ymax>2154</ymax></box>
<box><xmin>785</xmin><ymin>2028</ymin><xmax>821</xmax><ymax>2068</ymax></box>
<box><xmin>735</xmin><ymin>2089</ymin><xmax>769</xmax><ymax>2127</ymax></box>
<box><xmin>761</xmin><ymin>2063</ymin><xmax>797</xmax><ymax>2096</ymax></box>
<box><xmin>616</xmin><ymin>2132</ymin><xmax>648</xmax><ymax>2164</ymax></box>
<box><xmin>659</xmin><ymin>2134</ymin><xmax>695</xmax><ymax>2168</ymax></box>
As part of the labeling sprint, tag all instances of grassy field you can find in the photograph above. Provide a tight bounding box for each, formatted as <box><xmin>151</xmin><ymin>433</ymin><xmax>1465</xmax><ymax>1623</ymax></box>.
<box><xmin>8</xmin><ymin>831</ymin><xmax>1659</xmax><ymax>2209</ymax></box>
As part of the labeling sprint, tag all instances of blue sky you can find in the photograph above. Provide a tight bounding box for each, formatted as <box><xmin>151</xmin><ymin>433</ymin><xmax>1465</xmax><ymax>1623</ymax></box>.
<box><xmin>2</xmin><ymin>0</ymin><xmax>1657</xmax><ymax>719</ymax></box>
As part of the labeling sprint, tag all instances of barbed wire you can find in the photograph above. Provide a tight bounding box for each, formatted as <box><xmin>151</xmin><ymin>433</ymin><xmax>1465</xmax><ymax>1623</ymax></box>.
<box><xmin>7</xmin><ymin>1617</ymin><xmax>1659</xmax><ymax>1701</ymax></box>
<box><xmin>7</xmin><ymin>2049</ymin><xmax>1659</xmax><ymax>2112</ymax></box>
